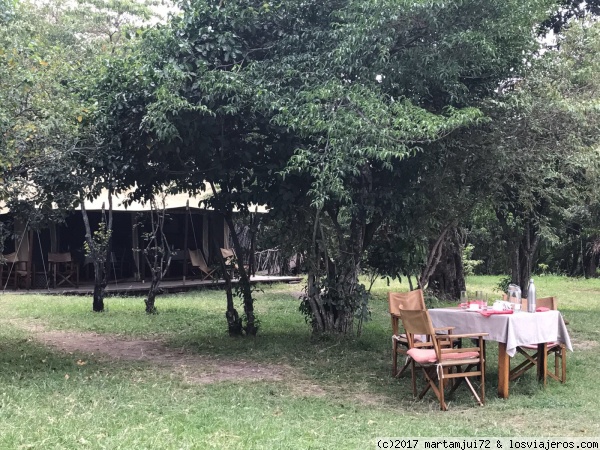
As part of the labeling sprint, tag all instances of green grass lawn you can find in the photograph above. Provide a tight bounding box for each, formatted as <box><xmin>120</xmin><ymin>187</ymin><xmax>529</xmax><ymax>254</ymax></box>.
<box><xmin>0</xmin><ymin>275</ymin><xmax>598</xmax><ymax>449</ymax></box>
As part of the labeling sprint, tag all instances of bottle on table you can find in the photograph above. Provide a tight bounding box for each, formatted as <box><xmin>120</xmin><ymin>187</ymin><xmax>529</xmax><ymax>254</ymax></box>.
<box><xmin>527</xmin><ymin>279</ymin><xmax>536</xmax><ymax>313</ymax></box>
<box><xmin>507</xmin><ymin>284</ymin><xmax>521</xmax><ymax>310</ymax></box>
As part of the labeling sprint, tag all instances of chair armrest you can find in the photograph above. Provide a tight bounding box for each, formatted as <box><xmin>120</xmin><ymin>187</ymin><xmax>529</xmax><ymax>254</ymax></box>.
<box><xmin>434</xmin><ymin>326</ymin><xmax>455</xmax><ymax>334</ymax></box>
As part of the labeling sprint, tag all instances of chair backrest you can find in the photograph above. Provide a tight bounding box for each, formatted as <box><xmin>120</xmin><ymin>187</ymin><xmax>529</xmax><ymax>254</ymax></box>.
<box><xmin>48</xmin><ymin>252</ymin><xmax>72</xmax><ymax>263</ymax></box>
<box><xmin>520</xmin><ymin>296</ymin><xmax>557</xmax><ymax>310</ymax></box>
<box><xmin>388</xmin><ymin>290</ymin><xmax>426</xmax><ymax>336</ymax></box>
<box><xmin>388</xmin><ymin>290</ymin><xmax>426</xmax><ymax>315</ymax></box>
<box><xmin>220</xmin><ymin>248</ymin><xmax>235</xmax><ymax>259</ymax></box>
<box><xmin>188</xmin><ymin>249</ymin><xmax>209</xmax><ymax>271</ymax></box>
<box><xmin>399</xmin><ymin>309</ymin><xmax>440</xmax><ymax>354</ymax></box>
<box><xmin>2</xmin><ymin>252</ymin><xmax>20</xmax><ymax>263</ymax></box>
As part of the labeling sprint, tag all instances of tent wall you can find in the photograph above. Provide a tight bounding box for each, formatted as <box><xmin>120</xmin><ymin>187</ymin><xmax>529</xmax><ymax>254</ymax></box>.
<box><xmin>2</xmin><ymin>207</ymin><xmax>226</xmax><ymax>287</ymax></box>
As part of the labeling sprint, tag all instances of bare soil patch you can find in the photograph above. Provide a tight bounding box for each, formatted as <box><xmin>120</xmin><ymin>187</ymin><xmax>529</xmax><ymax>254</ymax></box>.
<box><xmin>571</xmin><ymin>339</ymin><xmax>599</xmax><ymax>351</ymax></box>
<box><xmin>9</xmin><ymin>319</ymin><xmax>286</xmax><ymax>385</ymax></box>
<box><xmin>45</xmin><ymin>330</ymin><xmax>288</xmax><ymax>384</ymax></box>
<box><xmin>5</xmin><ymin>318</ymin><xmax>385</xmax><ymax>405</ymax></box>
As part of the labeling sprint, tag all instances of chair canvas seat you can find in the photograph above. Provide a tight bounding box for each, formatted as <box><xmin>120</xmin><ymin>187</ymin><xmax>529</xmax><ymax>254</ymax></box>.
<box><xmin>407</xmin><ymin>348</ymin><xmax>481</xmax><ymax>364</ymax></box>
<box><xmin>188</xmin><ymin>249</ymin><xmax>215</xmax><ymax>281</ymax></box>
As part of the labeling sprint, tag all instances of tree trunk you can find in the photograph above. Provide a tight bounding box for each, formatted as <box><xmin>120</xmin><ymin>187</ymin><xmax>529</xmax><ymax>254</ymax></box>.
<box><xmin>419</xmin><ymin>224</ymin><xmax>452</xmax><ymax>289</ymax></box>
<box><xmin>569</xmin><ymin>239</ymin><xmax>582</xmax><ymax>276</ymax></box>
<box><xmin>406</xmin><ymin>273</ymin><xmax>414</xmax><ymax>291</ymax></box>
<box><xmin>428</xmin><ymin>228</ymin><xmax>466</xmax><ymax>300</ymax></box>
<box><xmin>583</xmin><ymin>237</ymin><xmax>598</xmax><ymax>279</ymax></box>
<box><xmin>145</xmin><ymin>281</ymin><xmax>158</xmax><ymax>314</ymax></box>
<box><xmin>303</xmin><ymin>209</ymin><xmax>364</xmax><ymax>335</ymax></box>
<box><xmin>301</xmin><ymin>163</ymin><xmax>375</xmax><ymax>335</ymax></box>
<box><xmin>510</xmin><ymin>241</ymin><xmax>520</xmax><ymax>287</ymax></box>
<box><xmin>223</xmin><ymin>211</ymin><xmax>258</xmax><ymax>336</ymax></box>
<box><xmin>92</xmin><ymin>260</ymin><xmax>105</xmax><ymax>312</ymax></box>
<box><xmin>517</xmin><ymin>220</ymin><xmax>539</xmax><ymax>293</ymax></box>
<box><xmin>214</xmin><ymin>238</ymin><xmax>243</xmax><ymax>336</ymax></box>
<box><xmin>142</xmin><ymin>198</ymin><xmax>172</xmax><ymax>314</ymax></box>
<box><xmin>81</xmin><ymin>196</ymin><xmax>111</xmax><ymax>313</ymax></box>
<box><xmin>249</xmin><ymin>213</ymin><xmax>257</xmax><ymax>277</ymax></box>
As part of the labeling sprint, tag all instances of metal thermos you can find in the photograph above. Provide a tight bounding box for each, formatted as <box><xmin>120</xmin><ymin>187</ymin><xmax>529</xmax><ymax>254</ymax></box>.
<box><xmin>527</xmin><ymin>279</ymin><xmax>536</xmax><ymax>313</ymax></box>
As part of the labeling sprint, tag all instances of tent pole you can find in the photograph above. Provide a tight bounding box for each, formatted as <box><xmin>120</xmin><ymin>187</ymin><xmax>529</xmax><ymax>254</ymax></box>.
<box><xmin>26</xmin><ymin>228</ymin><xmax>33</xmax><ymax>289</ymax></box>
<box><xmin>183</xmin><ymin>200</ymin><xmax>189</xmax><ymax>285</ymax></box>
<box><xmin>132</xmin><ymin>214</ymin><xmax>140</xmax><ymax>282</ymax></box>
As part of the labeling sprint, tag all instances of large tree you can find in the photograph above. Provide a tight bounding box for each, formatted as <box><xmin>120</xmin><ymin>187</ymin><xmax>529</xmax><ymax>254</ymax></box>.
<box><xmin>267</xmin><ymin>0</ymin><xmax>557</xmax><ymax>329</ymax></box>
<box><xmin>493</xmin><ymin>20</ymin><xmax>600</xmax><ymax>291</ymax></box>
<box><xmin>87</xmin><ymin>0</ymin><xmax>565</xmax><ymax>334</ymax></box>
<box><xmin>425</xmin><ymin>19</ymin><xmax>600</xmax><ymax>295</ymax></box>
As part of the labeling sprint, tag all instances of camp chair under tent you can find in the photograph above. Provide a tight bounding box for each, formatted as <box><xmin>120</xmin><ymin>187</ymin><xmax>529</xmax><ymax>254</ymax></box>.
<box><xmin>1</xmin><ymin>252</ymin><xmax>29</xmax><ymax>290</ymax></box>
<box><xmin>48</xmin><ymin>252</ymin><xmax>78</xmax><ymax>288</ymax></box>
<box><xmin>187</xmin><ymin>249</ymin><xmax>216</xmax><ymax>280</ymax></box>
<box><xmin>220</xmin><ymin>247</ymin><xmax>238</xmax><ymax>277</ymax></box>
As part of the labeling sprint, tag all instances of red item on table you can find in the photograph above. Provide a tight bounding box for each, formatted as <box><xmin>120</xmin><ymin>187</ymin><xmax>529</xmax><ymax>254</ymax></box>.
<box><xmin>479</xmin><ymin>310</ymin><xmax>514</xmax><ymax>317</ymax></box>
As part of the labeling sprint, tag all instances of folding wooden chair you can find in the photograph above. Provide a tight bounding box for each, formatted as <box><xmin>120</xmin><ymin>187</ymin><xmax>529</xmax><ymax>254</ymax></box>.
<box><xmin>389</xmin><ymin>289</ymin><xmax>458</xmax><ymax>378</ymax></box>
<box><xmin>1</xmin><ymin>252</ymin><xmax>28</xmax><ymax>289</ymax></box>
<box><xmin>400</xmin><ymin>309</ymin><xmax>487</xmax><ymax>411</ymax></box>
<box><xmin>188</xmin><ymin>249</ymin><xmax>216</xmax><ymax>280</ymax></box>
<box><xmin>48</xmin><ymin>252</ymin><xmax>78</xmax><ymax>288</ymax></box>
<box><xmin>220</xmin><ymin>247</ymin><xmax>243</xmax><ymax>277</ymax></box>
<box><xmin>389</xmin><ymin>290</ymin><xmax>429</xmax><ymax>378</ymax></box>
<box><xmin>510</xmin><ymin>296</ymin><xmax>566</xmax><ymax>383</ymax></box>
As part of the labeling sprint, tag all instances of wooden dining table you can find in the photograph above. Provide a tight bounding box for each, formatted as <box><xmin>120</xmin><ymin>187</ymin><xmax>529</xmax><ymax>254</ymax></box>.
<box><xmin>428</xmin><ymin>307</ymin><xmax>572</xmax><ymax>399</ymax></box>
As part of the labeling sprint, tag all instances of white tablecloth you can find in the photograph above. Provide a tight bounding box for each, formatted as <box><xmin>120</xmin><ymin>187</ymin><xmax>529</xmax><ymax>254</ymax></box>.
<box><xmin>428</xmin><ymin>308</ymin><xmax>573</xmax><ymax>357</ymax></box>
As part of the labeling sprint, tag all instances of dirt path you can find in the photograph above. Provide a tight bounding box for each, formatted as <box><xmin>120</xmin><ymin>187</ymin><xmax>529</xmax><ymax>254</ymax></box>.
<box><xmin>2</xmin><ymin>319</ymin><xmax>393</xmax><ymax>403</ymax></box>
<box><xmin>9</xmin><ymin>319</ymin><xmax>288</xmax><ymax>385</ymax></box>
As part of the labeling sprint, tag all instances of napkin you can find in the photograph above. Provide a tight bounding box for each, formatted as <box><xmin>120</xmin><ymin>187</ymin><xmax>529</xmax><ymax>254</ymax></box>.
<box><xmin>536</xmin><ymin>306</ymin><xmax>550</xmax><ymax>312</ymax></box>
<box><xmin>479</xmin><ymin>310</ymin><xmax>514</xmax><ymax>317</ymax></box>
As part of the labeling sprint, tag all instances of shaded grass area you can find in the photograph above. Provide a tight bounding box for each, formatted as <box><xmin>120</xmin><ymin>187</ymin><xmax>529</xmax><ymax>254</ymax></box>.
<box><xmin>0</xmin><ymin>275</ymin><xmax>599</xmax><ymax>449</ymax></box>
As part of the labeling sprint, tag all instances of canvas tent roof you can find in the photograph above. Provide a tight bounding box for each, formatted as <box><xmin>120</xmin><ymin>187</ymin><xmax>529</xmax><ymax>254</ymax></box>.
<box><xmin>1</xmin><ymin>188</ymin><xmax>267</xmax><ymax>214</ymax></box>
<box><xmin>82</xmin><ymin>189</ymin><xmax>213</xmax><ymax>211</ymax></box>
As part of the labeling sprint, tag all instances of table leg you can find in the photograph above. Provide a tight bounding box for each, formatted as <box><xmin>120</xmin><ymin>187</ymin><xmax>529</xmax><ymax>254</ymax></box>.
<box><xmin>537</xmin><ymin>343</ymin><xmax>548</xmax><ymax>386</ymax></box>
<box><xmin>498</xmin><ymin>342</ymin><xmax>510</xmax><ymax>399</ymax></box>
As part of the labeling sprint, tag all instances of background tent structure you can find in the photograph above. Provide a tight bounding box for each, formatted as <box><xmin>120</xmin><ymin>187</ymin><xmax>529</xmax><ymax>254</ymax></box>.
<box><xmin>1</xmin><ymin>189</ymin><xmax>266</xmax><ymax>289</ymax></box>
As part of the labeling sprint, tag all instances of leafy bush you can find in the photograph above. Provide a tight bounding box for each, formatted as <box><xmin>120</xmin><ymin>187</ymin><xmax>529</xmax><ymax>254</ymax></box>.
<box><xmin>462</xmin><ymin>244</ymin><xmax>483</xmax><ymax>276</ymax></box>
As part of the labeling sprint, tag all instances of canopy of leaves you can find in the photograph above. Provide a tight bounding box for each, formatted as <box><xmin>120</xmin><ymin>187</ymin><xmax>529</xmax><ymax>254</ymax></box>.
<box><xmin>1</xmin><ymin>0</ymin><xmax>168</xmax><ymax>226</ymax></box>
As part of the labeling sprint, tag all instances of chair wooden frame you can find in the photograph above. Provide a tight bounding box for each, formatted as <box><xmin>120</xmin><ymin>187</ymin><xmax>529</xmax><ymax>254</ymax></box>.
<box><xmin>389</xmin><ymin>290</ymin><xmax>428</xmax><ymax>378</ymax></box>
<box><xmin>188</xmin><ymin>249</ymin><xmax>216</xmax><ymax>280</ymax></box>
<box><xmin>509</xmin><ymin>296</ymin><xmax>566</xmax><ymax>384</ymax></box>
<box><xmin>220</xmin><ymin>247</ymin><xmax>251</xmax><ymax>278</ymax></box>
<box><xmin>48</xmin><ymin>252</ymin><xmax>78</xmax><ymax>288</ymax></box>
<box><xmin>220</xmin><ymin>248</ymin><xmax>237</xmax><ymax>269</ymax></box>
<box><xmin>1</xmin><ymin>252</ymin><xmax>29</xmax><ymax>289</ymax></box>
<box><xmin>400</xmin><ymin>309</ymin><xmax>487</xmax><ymax>411</ymax></box>
<box><xmin>388</xmin><ymin>290</ymin><xmax>456</xmax><ymax>378</ymax></box>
